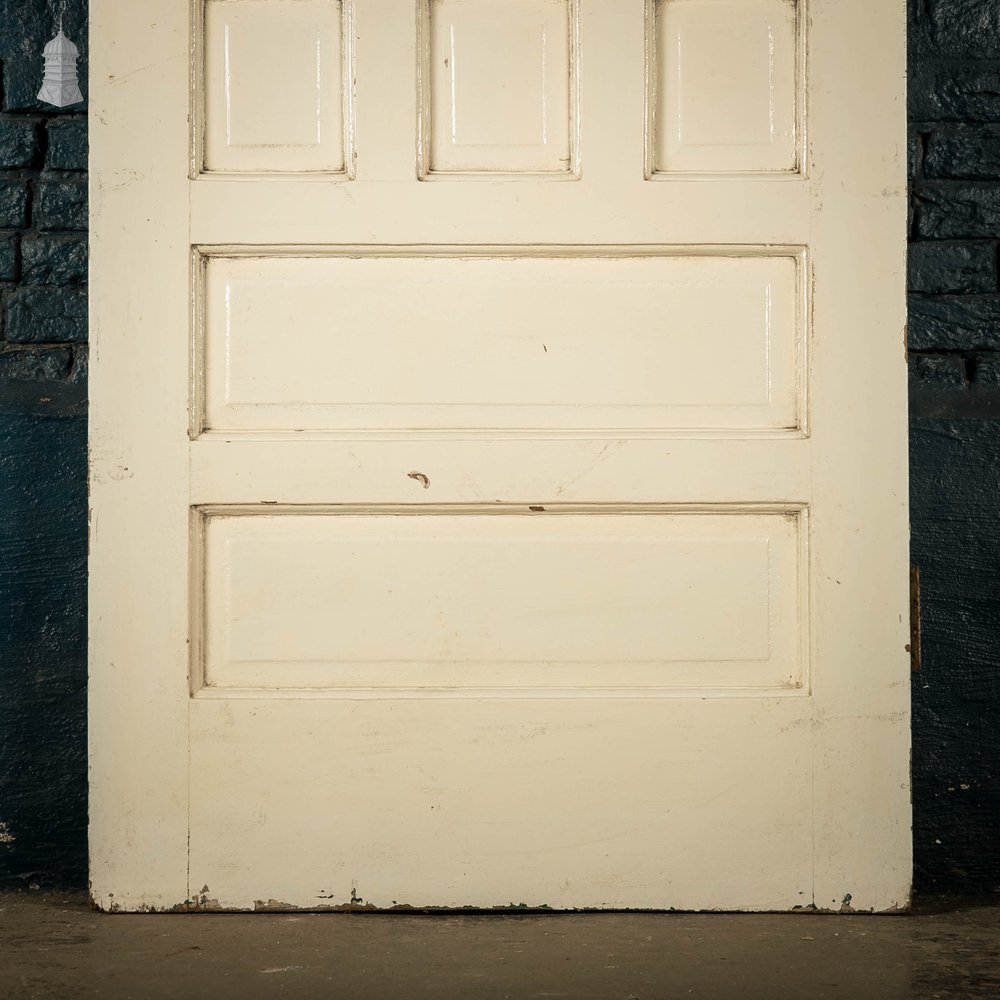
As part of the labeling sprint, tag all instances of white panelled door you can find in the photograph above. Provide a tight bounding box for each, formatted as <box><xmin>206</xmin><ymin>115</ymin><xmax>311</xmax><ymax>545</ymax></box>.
<box><xmin>90</xmin><ymin>0</ymin><xmax>910</xmax><ymax>912</ymax></box>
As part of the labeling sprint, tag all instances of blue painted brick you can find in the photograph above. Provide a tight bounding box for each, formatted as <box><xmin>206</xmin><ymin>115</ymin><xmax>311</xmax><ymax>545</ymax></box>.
<box><xmin>915</xmin><ymin>184</ymin><xmax>1000</xmax><ymax>239</ymax></box>
<box><xmin>6</xmin><ymin>288</ymin><xmax>87</xmax><ymax>344</ymax></box>
<box><xmin>907</xmin><ymin>242</ymin><xmax>997</xmax><ymax>294</ymax></box>
<box><xmin>0</xmin><ymin>0</ymin><xmax>89</xmax><ymax>61</ymax></box>
<box><xmin>33</xmin><ymin>181</ymin><xmax>87</xmax><ymax>232</ymax></box>
<box><xmin>974</xmin><ymin>353</ymin><xmax>1000</xmax><ymax>385</ymax></box>
<box><xmin>909</xmin><ymin>130</ymin><xmax>924</xmax><ymax>179</ymax></box>
<box><xmin>909</xmin><ymin>354</ymin><xmax>968</xmax><ymax>387</ymax></box>
<box><xmin>909</xmin><ymin>294</ymin><xmax>1000</xmax><ymax>351</ymax></box>
<box><xmin>46</xmin><ymin>119</ymin><xmax>87</xmax><ymax>171</ymax></box>
<box><xmin>909</xmin><ymin>418</ymin><xmax>1000</xmax><ymax>892</ymax></box>
<box><xmin>0</xmin><ymin>346</ymin><xmax>73</xmax><ymax>381</ymax></box>
<box><xmin>21</xmin><ymin>236</ymin><xmax>87</xmax><ymax>285</ymax></box>
<box><xmin>0</xmin><ymin>406</ymin><xmax>88</xmax><ymax>890</ymax></box>
<box><xmin>0</xmin><ymin>181</ymin><xmax>30</xmax><ymax>229</ymax></box>
<box><xmin>69</xmin><ymin>344</ymin><xmax>87</xmax><ymax>384</ymax></box>
<box><xmin>913</xmin><ymin>1</ymin><xmax>1000</xmax><ymax>59</ymax></box>
<box><xmin>0</xmin><ymin>118</ymin><xmax>42</xmax><ymax>169</ymax></box>
<box><xmin>0</xmin><ymin>233</ymin><xmax>17</xmax><ymax>282</ymax></box>
<box><xmin>925</xmin><ymin>127</ymin><xmax>1000</xmax><ymax>180</ymax></box>
<box><xmin>3</xmin><ymin>57</ymin><xmax>47</xmax><ymax>114</ymax></box>
<box><xmin>910</xmin><ymin>62</ymin><xmax>1000</xmax><ymax>123</ymax></box>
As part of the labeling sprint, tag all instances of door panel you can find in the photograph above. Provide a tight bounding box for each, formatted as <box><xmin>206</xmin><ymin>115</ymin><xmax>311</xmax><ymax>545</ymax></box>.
<box><xmin>201</xmin><ymin>0</ymin><xmax>350</xmax><ymax>173</ymax></box>
<box><xmin>421</xmin><ymin>0</ymin><xmax>577</xmax><ymax>175</ymax></box>
<box><xmin>649</xmin><ymin>0</ymin><xmax>801</xmax><ymax>174</ymax></box>
<box><xmin>198</xmin><ymin>249</ymin><xmax>803</xmax><ymax>433</ymax></box>
<box><xmin>196</xmin><ymin>506</ymin><xmax>805</xmax><ymax>692</ymax></box>
<box><xmin>90</xmin><ymin>0</ymin><xmax>910</xmax><ymax>912</ymax></box>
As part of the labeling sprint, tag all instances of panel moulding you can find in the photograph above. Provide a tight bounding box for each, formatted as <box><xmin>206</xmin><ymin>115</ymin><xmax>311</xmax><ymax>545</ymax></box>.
<box><xmin>188</xmin><ymin>502</ymin><xmax>811</xmax><ymax>699</ymax></box>
<box><xmin>192</xmin><ymin>0</ymin><xmax>356</xmax><ymax>177</ymax></box>
<box><xmin>188</xmin><ymin>243</ymin><xmax>810</xmax><ymax>439</ymax></box>
<box><xmin>644</xmin><ymin>0</ymin><xmax>807</xmax><ymax>178</ymax></box>
<box><xmin>416</xmin><ymin>0</ymin><xmax>581</xmax><ymax>178</ymax></box>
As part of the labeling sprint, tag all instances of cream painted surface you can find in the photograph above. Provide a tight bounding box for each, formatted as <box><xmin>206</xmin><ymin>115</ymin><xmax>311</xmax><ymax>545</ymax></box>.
<box><xmin>200</xmin><ymin>250</ymin><xmax>801</xmax><ymax>433</ymax></box>
<box><xmin>202</xmin><ymin>0</ymin><xmax>347</xmax><ymax>173</ymax></box>
<box><xmin>199</xmin><ymin>507</ymin><xmax>803</xmax><ymax>691</ymax></box>
<box><xmin>421</xmin><ymin>0</ymin><xmax>575</xmax><ymax>174</ymax></box>
<box><xmin>651</xmin><ymin>0</ymin><xmax>800</xmax><ymax>174</ymax></box>
<box><xmin>189</xmin><ymin>697</ymin><xmax>815</xmax><ymax>910</ymax></box>
<box><xmin>90</xmin><ymin>0</ymin><xmax>910</xmax><ymax>913</ymax></box>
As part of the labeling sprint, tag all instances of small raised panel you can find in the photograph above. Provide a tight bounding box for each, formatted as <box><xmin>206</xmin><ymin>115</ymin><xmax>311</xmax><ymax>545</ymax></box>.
<box><xmin>649</xmin><ymin>0</ymin><xmax>801</xmax><ymax>175</ymax></box>
<box><xmin>196</xmin><ymin>506</ymin><xmax>805</xmax><ymax>692</ymax></box>
<box><xmin>196</xmin><ymin>248</ymin><xmax>805</xmax><ymax>435</ymax></box>
<box><xmin>420</xmin><ymin>0</ymin><xmax>577</xmax><ymax>175</ymax></box>
<box><xmin>201</xmin><ymin>0</ymin><xmax>348</xmax><ymax>173</ymax></box>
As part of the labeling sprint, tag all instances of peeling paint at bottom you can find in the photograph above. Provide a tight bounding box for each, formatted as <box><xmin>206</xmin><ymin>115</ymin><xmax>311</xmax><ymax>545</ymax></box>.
<box><xmin>88</xmin><ymin>886</ymin><xmax>910</xmax><ymax>916</ymax></box>
<box><xmin>98</xmin><ymin>899</ymin><xmax>912</xmax><ymax>916</ymax></box>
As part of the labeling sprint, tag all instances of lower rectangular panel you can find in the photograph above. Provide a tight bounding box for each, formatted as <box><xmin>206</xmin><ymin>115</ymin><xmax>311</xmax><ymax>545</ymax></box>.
<box><xmin>188</xmin><ymin>695</ymin><xmax>815</xmax><ymax>910</ymax></box>
<box><xmin>193</xmin><ymin>505</ymin><xmax>807</xmax><ymax>693</ymax></box>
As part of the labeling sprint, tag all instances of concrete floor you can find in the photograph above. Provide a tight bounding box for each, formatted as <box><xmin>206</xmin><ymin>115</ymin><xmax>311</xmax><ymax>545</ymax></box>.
<box><xmin>2</xmin><ymin>893</ymin><xmax>999</xmax><ymax>999</ymax></box>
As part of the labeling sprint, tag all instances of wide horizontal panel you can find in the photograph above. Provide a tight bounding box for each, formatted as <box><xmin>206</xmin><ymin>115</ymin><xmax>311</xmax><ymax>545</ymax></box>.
<box><xmin>188</xmin><ymin>437</ymin><xmax>814</xmax><ymax>505</ymax></box>
<box><xmin>420</xmin><ymin>0</ymin><xmax>577</xmax><ymax>175</ymax></box>
<box><xmin>650</xmin><ymin>0</ymin><xmax>801</xmax><ymax>175</ymax></box>
<box><xmin>200</xmin><ymin>0</ymin><xmax>349</xmax><ymax>173</ymax></box>
<box><xmin>195</xmin><ymin>505</ymin><xmax>807</xmax><ymax>692</ymax></box>
<box><xmin>197</xmin><ymin>249</ymin><xmax>805</xmax><ymax>434</ymax></box>
<box><xmin>189</xmin><ymin>178</ymin><xmax>812</xmax><ymax>244</ymax></box>
<box><xmin>189</xmin><ymin>695</ymin><xmax>813</xmax><ymax>908</ymax></box>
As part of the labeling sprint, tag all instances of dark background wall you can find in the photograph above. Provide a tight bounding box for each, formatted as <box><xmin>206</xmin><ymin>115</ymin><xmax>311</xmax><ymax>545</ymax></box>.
<box><xmin>909</xmin><ymin>1</ymin><xmax>1000</xmax><ymax>893</ymax></box>
<box><xmin>1</xmin><ymin>0</ymin><xmax>998</xmax><ymax>895</ymax></box>
<box><xmin>0</xmin><ymin>0</ymin><xmax>88</xmax><ymax>889</ymax></box>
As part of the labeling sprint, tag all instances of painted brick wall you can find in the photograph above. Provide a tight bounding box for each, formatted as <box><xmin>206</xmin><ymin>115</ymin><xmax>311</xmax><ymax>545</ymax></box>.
<box><xmin>909</xmin><ymin>1</ymin><xmax>1000</xmax><ymax>893</ymax></box>
<box><xmin>0</xmin><ymin>0</ymin><xmax>88</xmax><ymax>889</ymax></box>
<box><xmin>1</xmin><ymin>0</ymin><xmax>999</xmax><ymax>894</ymax></box>
<box><xmin>0</xmin><ymin>0</ymin><xmax>88</xmax><ymax>388</ymax></box>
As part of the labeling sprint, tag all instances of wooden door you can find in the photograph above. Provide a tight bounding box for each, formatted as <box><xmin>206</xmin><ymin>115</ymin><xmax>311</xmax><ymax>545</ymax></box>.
<box><xmin>89</xmin><ymin>0</ymin><xmax>910</xmax><ymax>912</ymax></box>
